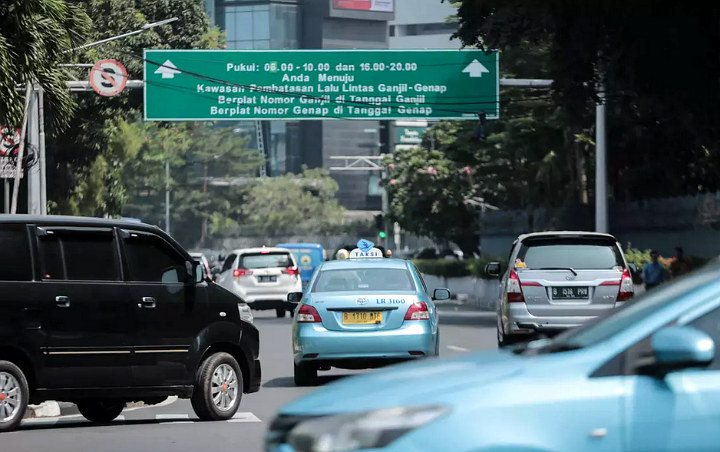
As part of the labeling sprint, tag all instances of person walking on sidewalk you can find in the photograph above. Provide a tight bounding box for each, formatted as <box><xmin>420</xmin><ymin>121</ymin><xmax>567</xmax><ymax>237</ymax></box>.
<box><xmin>669</xmin><ymin>246</ymin><xmax>693</xmax><ymax>278</ymax></box>
<box><xmin>642</xmin><ymin>250</ymin><xmax>665</xmax><ymax>291</ymax></box>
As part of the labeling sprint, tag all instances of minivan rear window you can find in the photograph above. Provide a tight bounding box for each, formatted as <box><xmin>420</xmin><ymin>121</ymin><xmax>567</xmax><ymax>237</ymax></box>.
<box><xmin>517</xmin><ymin>238</ymin><xmax>623</xmax><ymax>270</ymax></box>
<box><xmin>240</xmin><ymin>252</ymin><xmax>293</xmax><ymax>269</ymax></box>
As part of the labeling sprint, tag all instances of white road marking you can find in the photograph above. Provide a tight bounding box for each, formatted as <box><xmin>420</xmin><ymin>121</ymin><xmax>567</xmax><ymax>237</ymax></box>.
<box><xmin>228</xmin><ymin>412</ymin><xmax>262</xmax><ymax>423</ymax></box>
<box><xmin>155</xmin><ymin>414</ymin><xmax>190</xmax><ymax>421</ymax></box>
<box><xmin>446</xmin><ymin>345</ymin><xmax>470</xmax><ymax>352</ymax></box>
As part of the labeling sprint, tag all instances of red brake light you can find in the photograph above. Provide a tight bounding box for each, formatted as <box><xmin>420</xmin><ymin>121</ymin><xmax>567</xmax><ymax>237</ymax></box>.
<box><xmin>617</xmin><ymin>268</ymin><xmax>634</xmax><ymax>301</ymax></box>
<box><xmin>297</xmin><ymin>304</ymin><xmax>322</xmax><ymax>323</ymax></box>
<box><xmin>404</xmin><ymin>302</ymin><xmax>430</xmax><ymax>320</ymax></box>
<box><xmin>233</xmin><ymin>268</ymin><xmax>253</xmax><ymax>278</ymax></box>
<box><xmin>507</xmin><ymin>269</ymin><xmax>525</xmax><ymax>303</ymax></box>
<box><xmin>282</xmin><ymin>266</ymin><xmax>299</xmax><ymax>276</ymax></box>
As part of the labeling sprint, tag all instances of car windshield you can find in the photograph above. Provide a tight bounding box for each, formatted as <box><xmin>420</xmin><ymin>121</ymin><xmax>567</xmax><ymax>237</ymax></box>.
<box><xmin>517</xmin><ymin>238</ymin><xmax>623</xmax><ymax>270</ymax></box>
<box><xmin>525</xmin><ymin>263</ymin><xmax>720</xmax><ymax>354</ymax></box>
<box><xmin>312</xmin><ymin>268</ymin><xmax>415</xmax><ymax>292</ymax></box>
<box><xmin>240</xmin><ymin>252</ymin><xmax>293</xmax><ymax>269</ymax></box>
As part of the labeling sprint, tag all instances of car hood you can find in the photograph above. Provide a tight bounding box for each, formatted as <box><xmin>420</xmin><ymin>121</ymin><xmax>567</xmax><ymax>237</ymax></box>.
<box><xmin>281</xmin><ymin>350</ymin><xmax>524</xmax><ymax>415</ymax></box>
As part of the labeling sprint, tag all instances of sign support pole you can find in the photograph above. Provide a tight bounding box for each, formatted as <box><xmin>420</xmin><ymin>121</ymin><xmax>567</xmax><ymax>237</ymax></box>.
<box><xmin>38</xmin><ymin>86</ymin><xmax>47</xmax><ymax>215</ymax></box>
<box><xmin>28</xmin><ymin>85</ymin><xmax>41</xmax><ymax>216</ymax></box>
<box><xmin>595</xmin><ymin>81</ymin><xmax>608</xmax><ymax>233</ymax></box>
<box><xmin>3</xmin><ymin>180</ymin><xmax>9</xmax><ymax>213</ymax></box>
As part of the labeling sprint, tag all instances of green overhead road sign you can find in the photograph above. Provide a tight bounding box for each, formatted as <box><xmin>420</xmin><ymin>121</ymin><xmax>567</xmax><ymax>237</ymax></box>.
<box><xmin>143</xmin><ymin>49</ymin><xmax>499</xmax><ymax>121</ymax></box>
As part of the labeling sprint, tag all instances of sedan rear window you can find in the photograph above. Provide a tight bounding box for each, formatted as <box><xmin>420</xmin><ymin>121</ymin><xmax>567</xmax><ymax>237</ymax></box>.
<box><xmin>313</xmin><ymin>268</ymin><xmax>415</xmax><ymax>292</ymax></box>
<box><xmin>240</xmin><ymin>252</ymin><xmax>293</xmax><ymax>269</ymax></box>
<box><xmin>518</xmin><ymin>238</ymin><xmax>624</xmax><ymax>270</ymax></box>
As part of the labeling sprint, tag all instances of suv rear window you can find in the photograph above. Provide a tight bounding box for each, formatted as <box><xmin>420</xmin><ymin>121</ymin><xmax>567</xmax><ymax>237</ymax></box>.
<box><xmin>240</xmin><ymin>252</ymin><xmax>293</xmax><ymax>269</ymax></box>
<box><xmin>517</xmin><ymin>238</ymin><xmax>624</xmax><ymax>270</ymax></box>
<box><xmin>313</xmin><ymin>268</ymin><xmax>415</xmax><ymax>292</ymax></box>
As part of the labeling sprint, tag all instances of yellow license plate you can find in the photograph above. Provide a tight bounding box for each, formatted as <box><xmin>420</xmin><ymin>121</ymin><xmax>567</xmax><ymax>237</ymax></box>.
<box><xmin>342</xmin><ymin>311</ymin><xmax>383</xmax><ymax>325</ymax></box>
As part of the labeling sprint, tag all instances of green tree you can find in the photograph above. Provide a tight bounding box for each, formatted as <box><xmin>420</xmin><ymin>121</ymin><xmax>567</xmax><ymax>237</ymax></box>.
<box><xmin>114</xmin><ymin>120</ymin><xmax>263</xmax><ymax>247</ymax></box>
<box><xmin>0</xmin><ymin>0</ymin><xmax>91</xmax><ymax>130</ymax></box>
<box><xmin>49</xmin><ymin>0</ymin><xmax>223</xmax><ymax>216</ymax></box>
<box><xmin>453</xmin><ymin>0</ymin><xmax>720</xmax><ymax>202</ymax></box>
<box><xmin>242</xmin><ymin>169</ymin><xmax>346</xmax><ymax>237</ymax></box>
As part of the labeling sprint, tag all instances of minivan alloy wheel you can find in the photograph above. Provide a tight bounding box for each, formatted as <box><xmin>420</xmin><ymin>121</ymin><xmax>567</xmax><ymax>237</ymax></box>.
<box><xmin>0</xmin><ymin>372</ymin><xmax>21</xmax><ymax>422</ymax></box>
<box><xmin>212</xmin><ymin>364</ymin><xmax>239</xmax><ymax>411</ymax></box>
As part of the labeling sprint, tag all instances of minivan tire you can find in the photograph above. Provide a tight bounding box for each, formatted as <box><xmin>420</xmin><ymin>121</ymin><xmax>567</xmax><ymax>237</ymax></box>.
<box><xmin>0</xmin><ymin>360</ymin><xmax>29</xmax><ymax>433</ymax></box>
<box><xmin>77</xmin><ymin>400</ymin><xmax>125</xmax><ymax>423</ymax></box>
<box><xmin>191</xmin><ymin>352</ymin><xmax>243</xmax><ymax>421</ymax></box>
<box><xmin>276</xmin><ymin>309</ymin><xmax>285</xmax><ymax>318</ymax></box>
<box><xmin>293</xmin><ymin>362</ymin><xmax>317</xmax><ymax>386</ymax></box>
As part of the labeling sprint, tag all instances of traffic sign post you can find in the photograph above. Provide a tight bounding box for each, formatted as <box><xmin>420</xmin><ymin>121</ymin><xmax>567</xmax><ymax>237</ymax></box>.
<box><xmin>143</xmin><ymin>49</ymin><xmax>499</xmax><ymax>121</ymax></box>
<box><xmin>90</xmin><ymin>59</ymin><xmax>128</xmax><ymax>96</ymax></box>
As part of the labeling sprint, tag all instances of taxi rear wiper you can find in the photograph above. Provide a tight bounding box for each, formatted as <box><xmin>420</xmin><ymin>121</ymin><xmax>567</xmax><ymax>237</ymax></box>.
<box><xmin>535</xmin><ymin>267</ymin><xmax>578</xmax><ymax>276</ymax></box>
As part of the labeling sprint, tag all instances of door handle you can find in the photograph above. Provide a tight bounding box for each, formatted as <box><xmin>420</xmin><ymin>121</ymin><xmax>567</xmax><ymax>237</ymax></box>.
<box><xmin>139</xmin><ymin>297</ymin><xmax>156</xmax><ymax>308</ymax></box>
<box><xmin>55</xmin><ymin>296</ymin><xmax>71</xmax><ymax>308</ymax></box>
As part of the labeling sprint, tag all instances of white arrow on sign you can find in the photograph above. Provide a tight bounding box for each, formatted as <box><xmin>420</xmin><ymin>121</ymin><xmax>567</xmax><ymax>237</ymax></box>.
<box><xmin>155</xmin><ymin>60</ymin><xmax>181</xmax><ymax>79</ymax></box>
<box><xmin>462</xmin><ymin>59</ymin><xmax>490</xmax><ymax>78</ymax></box>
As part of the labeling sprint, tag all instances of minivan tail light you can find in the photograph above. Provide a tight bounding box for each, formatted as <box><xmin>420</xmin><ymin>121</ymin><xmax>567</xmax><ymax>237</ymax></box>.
<box><xmin>404</xmin><ymin>302</ymin><xmax>430</xmax><ymax>320</ymax></box>
<box><xmin>507</xmin><ymin>269</ymin><xmax>525</xmax><ymax>303</ymax></box>
<box><xmin>282</xmin><ymin>266</ymin><xmax>299</xmax><ymax>276</ymax></box>
<box><xmin>617</xmin><ymin>268</ymin><xmax>634</xmax><ymax>301</ymax></box>
<box><xmin>297</xmin><ymin>304</ymin><xmax>322</xmax><ymax>323</ymax></box>
<box><xmin>233</xmin><ymin>268</ymin><xmax>253</xmax><ymax>279</ymax></box>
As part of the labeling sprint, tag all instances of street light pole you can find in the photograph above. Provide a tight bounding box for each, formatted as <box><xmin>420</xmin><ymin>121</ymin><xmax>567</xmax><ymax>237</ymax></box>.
<box><xmin>165</xmin><ymin>158</ymin><xmax>171</xmax><ymax>235</ymax></box>
<box><xmin>595</xmin><ymin>82</ymin><xmax>608</xmax><ymax>233</ymax></box>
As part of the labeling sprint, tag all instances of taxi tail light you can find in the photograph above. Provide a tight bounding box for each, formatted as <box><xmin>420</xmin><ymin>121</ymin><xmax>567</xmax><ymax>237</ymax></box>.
<box><xmin>297</xmin><ymin>304</ymin><xmax>322</xmax><ymax>323</ymax></box>
<box><xmin>507</xmin><ymin>269</ymin><xmax>525</xmax><ymax>303</ymax></box>
<box><xmin>404</xmin><ymin>302</ymin><xmax>430</xmax><ymax>320</ymax></box>
<box><xmin>282</xmin><ymin>266</ymin><xmax>299</xmax><ymax>276</ymax></box>
<box><xmin>233</xmin><ymin>268</ymin><xmax>253</xmax><ymax>279</ymax></box>
<box><xmin>617</xmin><ymin>268</ymin><xmax>634</xmax><ymax>301</ymax></box>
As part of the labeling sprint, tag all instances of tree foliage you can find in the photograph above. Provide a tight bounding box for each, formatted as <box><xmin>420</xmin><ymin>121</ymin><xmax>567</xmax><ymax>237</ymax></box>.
<box><xmin>242</xmin><ymin>168</ymin><xmax>346</xmax><ymax>237</ymax></box>
<box><xmin>49</xmin><ymin>0</ymin><xmax>223</xmax><ymax>216</ymax></box>
<box><xmin>0</xmin><ymin>0</ymin><xmax>91</xmax><ymax>130</ymax></box>
<box><xmin>453</xmin><ymin>0</ymin><xmax>720</xmax><ymax>201</ymax></box>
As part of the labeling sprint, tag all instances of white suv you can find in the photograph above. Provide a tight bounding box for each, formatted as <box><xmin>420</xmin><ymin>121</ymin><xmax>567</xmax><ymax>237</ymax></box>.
<box><xmin>217</xmin><ymin>247</ymin><xmax>302</xmax><ymax>318</ymax></box>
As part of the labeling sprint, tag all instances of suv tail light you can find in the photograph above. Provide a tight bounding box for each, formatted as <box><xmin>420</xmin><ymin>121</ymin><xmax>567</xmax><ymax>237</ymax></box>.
<box><xmin>297</xmin><ymin>304</ymin><xmax>322</xmax><ymax>323</ymax></box>
<box><xmin>233</xmin><ymin>268</ymin><xmax>253</xmax><ymax>279</ymax></box>
<box><xmin>404</xmin><ymin>302</ymin><xmax>430</xmax><ymax>320</ymax></box>
<box><xmin>617</xmin><ymin>268</ymin><xmax>634</xmax><ymax>301</ymax></box>
<box><xmin>282</xmin><ymin>266</ymin><xmax>299</xmax><ymax>276</ymax></box>
<box><xmin>507</xmin><ymin>269</ymin><xmax>525</xmax><ymax>303</ymax></box>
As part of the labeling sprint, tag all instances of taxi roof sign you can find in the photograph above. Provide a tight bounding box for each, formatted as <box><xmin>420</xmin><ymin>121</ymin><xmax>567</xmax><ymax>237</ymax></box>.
<box><xmin>357</xmin><ymin>239</ymin><xmax>374</xmax><ymax>253</ymax></box>
<box><xmin>349</xmin><ymin>247</ymin><xmax>383</xmax><ymax>259</ymax></box>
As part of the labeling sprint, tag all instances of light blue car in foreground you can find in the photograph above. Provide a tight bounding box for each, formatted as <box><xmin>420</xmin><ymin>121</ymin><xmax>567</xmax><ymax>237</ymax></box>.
<box><xmin>269</xmin><ymin>261</ymin><xmax>720</xmax><ymax>451</ymax></box>
<box><xmin>287</xmin><ymin>248</ymin><xmax>450</xmax><ymax>386</ymax></box>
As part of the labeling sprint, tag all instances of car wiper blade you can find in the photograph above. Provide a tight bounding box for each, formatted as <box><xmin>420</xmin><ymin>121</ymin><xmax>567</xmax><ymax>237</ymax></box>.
<box><xmin>535</xmin><ymin>267</ymin><xmax>578</xmax><ymax>276</ymax></box>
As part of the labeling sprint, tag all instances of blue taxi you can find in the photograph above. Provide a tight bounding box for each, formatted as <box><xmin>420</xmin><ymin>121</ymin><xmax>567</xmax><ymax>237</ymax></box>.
<box><xmin>287</xmin><ymin>241</ymin><xmax>450</xmax><ymax>386</ymax></box>
<box><xmin>269</xmin><ymin>260</ymin><xmax>720</xmax><ymax>452</ymax></box>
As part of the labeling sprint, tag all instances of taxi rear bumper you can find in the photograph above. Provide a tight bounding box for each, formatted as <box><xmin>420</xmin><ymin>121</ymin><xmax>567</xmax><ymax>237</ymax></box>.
<box><xmin>293</xmin><ymin>321</ymin><xmax>435</xmax><ymax>367</ymax></box>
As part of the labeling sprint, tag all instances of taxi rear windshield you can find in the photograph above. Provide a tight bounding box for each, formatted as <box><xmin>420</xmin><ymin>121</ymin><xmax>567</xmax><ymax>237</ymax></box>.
<box><xmin>313</xmin><ymin>268</ymin><xmax>416</xmax><ymax>292</ymax></box>
<box><xmin>518</xmin><ymin>238</ymin><xmax>624</xmax><ymax>270</ymax></box>
<box><xmin>239</xmin><ymin>252</ymin><xmax>293</xmax><ymax>269</ymax></box>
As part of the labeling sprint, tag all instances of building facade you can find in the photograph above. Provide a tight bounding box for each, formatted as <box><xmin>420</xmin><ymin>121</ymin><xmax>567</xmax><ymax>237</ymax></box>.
<box><xmin>205</xmin><ymin>0</ymin><xmax>394</xmax><ymax>210</ymax></box>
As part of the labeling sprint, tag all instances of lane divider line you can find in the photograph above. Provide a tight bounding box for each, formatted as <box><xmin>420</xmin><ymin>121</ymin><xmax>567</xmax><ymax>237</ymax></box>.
<box><xmin>446</xmin><ymin>345</ymin><xmax>470</xmax><ymax>352</ymax></box>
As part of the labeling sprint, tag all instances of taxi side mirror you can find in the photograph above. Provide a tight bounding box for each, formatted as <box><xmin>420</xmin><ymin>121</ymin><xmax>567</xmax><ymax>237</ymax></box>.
<box><xmin>287</xmin><ymin>292</ymin><xmax>304</xmax><ymax>303</ymax></box>
<box><xmin>433</xmin><ymin>288</ymin><xmax>451</xmax><ymax>301</ymax></box>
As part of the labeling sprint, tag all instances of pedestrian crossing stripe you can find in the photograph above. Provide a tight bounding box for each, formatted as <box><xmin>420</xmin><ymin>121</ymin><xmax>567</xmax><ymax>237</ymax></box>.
<box><xmin>20</xmin><ymin>412</ymin><xmax>261</xmax><ymax>428</ymax></box>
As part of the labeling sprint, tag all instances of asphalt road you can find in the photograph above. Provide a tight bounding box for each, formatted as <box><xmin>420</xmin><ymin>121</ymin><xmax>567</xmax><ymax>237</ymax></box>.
<box><xmin>5</xmin><ymin>305</ymin><xmax>497</xmax><ymax>452</ymax></box>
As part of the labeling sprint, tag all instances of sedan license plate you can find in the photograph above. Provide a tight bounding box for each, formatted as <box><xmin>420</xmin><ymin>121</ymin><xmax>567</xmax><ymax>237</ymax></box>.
<box><xmin>258</xmin><ymin>275</ymin><xmax>277</xmax><ymax>283</ymax></box>
<box><xmin>342</xmin><ymin>311</ymin><xmax>383</xmax><ymax>325</ymax></box>
<box><xmin>552</xmin><ymin>286</ymin><xmax>589</xmax><ymax>299</ymax></box>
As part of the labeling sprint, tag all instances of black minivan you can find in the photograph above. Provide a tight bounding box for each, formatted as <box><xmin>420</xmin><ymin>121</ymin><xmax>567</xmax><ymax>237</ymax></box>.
<box><xmin>0</xmin><ymin>215</ymin><xmax>261</xmax><ymax>432</ymax></box>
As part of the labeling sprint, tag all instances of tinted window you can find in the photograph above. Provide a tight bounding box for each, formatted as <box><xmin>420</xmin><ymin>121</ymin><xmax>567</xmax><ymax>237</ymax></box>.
<box><xmin>313</xmin><ymin>268</ymin><xmax>415</xmax><ymax>292</ymax></box>
<box><xmin>58</xmin><ymin>233</ymin><xmax>119</xmax><ymax>281</ymax></box>
<box><xmin>124</xmin><ymin>233</ymin><xmax>186</xmax><ymax>283</ymax></box>
<box><xmin>518</xmin><ymin>238</ymin><xmax>623</xmax><ymax>270</ymax></box>
<box><xmin>222</xmin><ymin>254</ymin><xmax>237</xmax><ymax>272</ymax></box>
<box><xmin>240</xmin><ymin>252</ymin><xmax>293</xmax><ymax>269</ymax></box>
<box><xmin>40</xmin><ymin>237</ymin><xmax>64</xmax><ymax>280</ymax></box>
<box><xmin>0</xmin><ymin>225</ymin><xmax>32</xmax><ymax>281</ymax></box>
